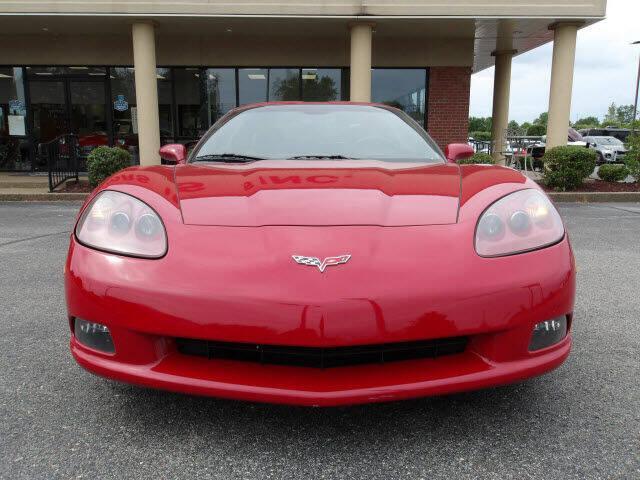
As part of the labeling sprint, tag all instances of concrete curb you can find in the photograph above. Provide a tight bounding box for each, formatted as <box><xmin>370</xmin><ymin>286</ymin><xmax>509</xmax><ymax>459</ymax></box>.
<box><xmin>547</xmin><ymin>192</ymin><xmax>640</xmax><ymax>202</ymax></box>
<box><xmin>0</xmin><ymin>193</ymin><xmax>88</xmax><ymax>201</ymax></box>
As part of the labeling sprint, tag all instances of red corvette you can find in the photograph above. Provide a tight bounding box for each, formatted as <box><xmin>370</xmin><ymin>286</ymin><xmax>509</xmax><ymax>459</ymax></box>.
<box><xmin>65</xmin><ymin>102</ymin><xmax>575</xmax><ymax>406</ymax></box>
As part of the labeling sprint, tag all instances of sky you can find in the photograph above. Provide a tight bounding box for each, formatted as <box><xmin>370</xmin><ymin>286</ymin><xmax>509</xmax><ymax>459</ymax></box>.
<box><xmin>469</xmin><ymin>0</ymin><xmax>640</xmax><ymax>123</ymax></box>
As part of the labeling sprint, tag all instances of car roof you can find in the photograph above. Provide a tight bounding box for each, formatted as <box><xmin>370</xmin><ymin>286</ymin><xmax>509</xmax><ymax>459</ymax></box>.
<box><xmin>228</xmin><ymin>101</ymin><xmax>398</xmax><ymax>115</ymax></box>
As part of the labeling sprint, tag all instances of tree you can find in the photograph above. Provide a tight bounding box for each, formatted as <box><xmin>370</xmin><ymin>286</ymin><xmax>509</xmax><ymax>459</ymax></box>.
<box><xmin>273</xmin><ymin>73</ymin><xmax>338</xmax><ymax>102</ymax></box>
<box><xmin>508</xmin><ymin>120</ymin><xmax>520</xmax><ymax>131</ymax></box>
<box><xmin>469</xmin><ymin>116</ymin><xmax>492</xmax><ymax>133</ymax></box>
<box><xmin>615</xmin><ymin>105</ymin><xmax>635</xmax><ymax>125</ymax></box>
<box><xmin>533</xmin><ymin>112</ymin><xmax>549</xmax><ymax>127</ymax></box>
<box><xmin>527</xmin><ymin>124</ymin><xmax>546</xmax><ymax>136</ymax></box>
<box><xmin>603</xmin><ymin>102</ymin><xmax>619</xmax><ymax>126</ymax></box>
<box><xmin>573</xmin><ymin>116</ymin><xmax>600</xmax><ymax>130</ymax></box>
<box><xmin>302</xmin><ymin>76</ymin><xmax>339</xmax><ymax>102</ymax></box>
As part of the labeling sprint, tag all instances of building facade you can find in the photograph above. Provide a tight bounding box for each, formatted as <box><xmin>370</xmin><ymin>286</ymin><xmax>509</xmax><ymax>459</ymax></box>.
<box><xmin>0</xmin><ymin>1</ymin><xmax>606</xmax><ymax>170</ymax></box>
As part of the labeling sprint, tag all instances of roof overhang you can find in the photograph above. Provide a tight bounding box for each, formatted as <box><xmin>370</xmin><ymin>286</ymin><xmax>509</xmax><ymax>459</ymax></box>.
<box><xmin>0</xmin><ymin>1</ymin><xmax>606</xmax><ymax>71</ymax></box>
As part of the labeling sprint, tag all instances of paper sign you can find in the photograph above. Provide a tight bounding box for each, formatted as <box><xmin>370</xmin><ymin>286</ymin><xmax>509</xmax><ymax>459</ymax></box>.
<box><xmin>8</xmin><ymin>115</ymin><xmax>25</xmax><ymax>136</ymax></box>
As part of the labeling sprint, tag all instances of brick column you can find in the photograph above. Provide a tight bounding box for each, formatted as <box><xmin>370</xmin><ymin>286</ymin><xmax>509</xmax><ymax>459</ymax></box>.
<box><xmin>427</xmin><ymin>67</ymin><xmax>472</xmax><ymax>150</ymax></box>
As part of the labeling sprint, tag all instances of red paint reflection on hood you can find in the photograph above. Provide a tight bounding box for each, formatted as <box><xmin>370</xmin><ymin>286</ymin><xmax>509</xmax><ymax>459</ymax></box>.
<box><xmin>175</xmin><ymin>161</ymin><xmax>462</xmax><ymax>227</ymax></box>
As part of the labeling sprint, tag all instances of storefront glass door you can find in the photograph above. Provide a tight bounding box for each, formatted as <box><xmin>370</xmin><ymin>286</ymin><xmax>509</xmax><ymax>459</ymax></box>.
<box><xmin>29</xmin><ymin>80</ymin><xmax>68</xmax><ymax>146</ymax></box>
<box><xmin>70</xmin><ymin>81</ymin><xmax>108</xmax><ymax>144</ymax></box>
<box><xmin>28</xmin><ymin>76</ymin><xmax>108</xmax><ymax>170</ymax></box>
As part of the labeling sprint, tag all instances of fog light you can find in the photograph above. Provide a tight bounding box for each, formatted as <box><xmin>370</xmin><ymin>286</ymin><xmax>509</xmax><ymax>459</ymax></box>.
<box><xmin>74</xmin><ymin>318</ymin><xmax>115</xmax><ymax>353</ymax></box>
<box><xmin>529</xmin><ymin>316</ymin><xmax>567</xmax><ymax>351</ymax></box>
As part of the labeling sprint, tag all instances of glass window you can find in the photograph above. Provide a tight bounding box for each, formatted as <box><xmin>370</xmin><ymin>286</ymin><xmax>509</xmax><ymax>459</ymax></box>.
<box><xmin>29</xmin><ymin>81</ymin><xmax>67</xmax><ymax>144</ymax></box>
<box><xmin>302</xmin><ymin>68</ymin><xmax>341</xmax><ymax>101</ymax></box>
<box><xmin>110</xmin><ymin>67</ymin><xmax>139</xmax><ymax>162</ymax></box>
<box><xmin>193</xmin><ymin>104</ymin><xmax>442</xmax><ymax>163</ymax></box>
<box><xmin>0</xmin><ymin>67</ymin><xmax>29</xmax><ymax>170</ymax></box>
<box><xmin>372</xmin><ymin>69</ymin><xmax>427</xmax><ymax>126</ymax></box>
<box><xmin>173</xmin><ymin>68</ymin><xmax>202</xmax><ymax>139</ymax></box>
<box><xmin>238</xmin><ymin>68</ymin><xmax>267</xmax><ymax>105</ymax></box>
<box><xmin>204</xmin><ymin>68</ymin><xmax>236</xmax><ymax>128</ymax></box>
<box><xmin>0</xmin><ymin>67</ymin><xmax>27</xmax><ymax>136</ymax></box>
<box><xmin>110</xmin><ymin>67</ymin><xmax>174</xmax><ymax>163</ymax></box>
<box><xmin>268</xmin><ymin>68</ymin><xmax>299</xmax><ymax>101</ymax></box>
<box><xmin>157</xmin><ymin>68</ymin><xmax>173</xmax><ymax>141</ymax></box>
<box><xmin>70</xmin><ymin>81</ymin><xmax>107</xmax><ymax>138</ymax></box>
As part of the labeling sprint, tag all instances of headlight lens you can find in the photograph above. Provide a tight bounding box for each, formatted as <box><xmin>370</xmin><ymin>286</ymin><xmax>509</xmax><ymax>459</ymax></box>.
<box><xmin>475</xmin><ymin>189</ymin><xmax>564</xmax><ymax>257</ymax></box>
<box><xmin>75</xmin><ymin>191</ymin><xmax>167</xmax><ymax>258</ymax></box>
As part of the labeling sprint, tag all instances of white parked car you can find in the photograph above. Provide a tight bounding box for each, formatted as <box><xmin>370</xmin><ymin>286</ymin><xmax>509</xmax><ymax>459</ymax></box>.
<box><xmin>584</xmin><ymin>136</ymin><xmax>627</xmax><ymax>164</ymax></box>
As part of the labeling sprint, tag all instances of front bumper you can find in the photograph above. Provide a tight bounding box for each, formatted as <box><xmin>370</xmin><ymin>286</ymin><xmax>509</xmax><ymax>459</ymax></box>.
<box><xmin>65</xmin><ymin>223</ymin><xmax>575</xmax><ymax>406</ymax></box>
<box><xmin>71</xmin><ymin>333</ymin><xmax>570</xmax><ymax>406</ymax></box>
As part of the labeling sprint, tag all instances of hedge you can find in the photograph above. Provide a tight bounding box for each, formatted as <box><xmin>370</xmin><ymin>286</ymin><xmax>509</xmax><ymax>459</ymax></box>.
<box><xmin>542</xmin><ymin>146</ymin><xmax>597</xmax><ymax>191</ymax></box>
<box><xmin>598</xmin><ymin>164</ymin><xmax>629</xmax><ymax>182</ymax></box>
<box><xmin>457</xmin><ymin>152</ymin><xmax>495</xmax><ymax>165</ymax></box>
<box><xmin>87</xmin><ymin>146</ymin><xmax>132</xmax><ymax>187</ymax></box>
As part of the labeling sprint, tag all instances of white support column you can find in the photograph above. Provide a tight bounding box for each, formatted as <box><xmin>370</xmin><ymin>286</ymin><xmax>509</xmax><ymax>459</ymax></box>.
<box><xmin>490</xmin><ymin>49</ymin><xmax>516</xmax><ymax>165</ymax></box>
<box><xmin>132</xmin><ymin>21</ymin><xmax>161</xmax><ymax>166</ymax></box>
<box><xmin>349</xmin><ymin>23</ymin><xmax>374</xmax><ymax>102</ymax></box>
<box><xmin>546</xmin><ymin>22</ymin><xmax>581</xmax><ymax>149</ymax></box>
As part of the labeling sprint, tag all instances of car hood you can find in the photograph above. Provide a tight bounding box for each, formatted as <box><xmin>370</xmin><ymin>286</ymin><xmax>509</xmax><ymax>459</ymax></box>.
<box><xmin>175</xmin><ymin>160</ymin><xmax>461</xmax><ymax>226</ymax></box>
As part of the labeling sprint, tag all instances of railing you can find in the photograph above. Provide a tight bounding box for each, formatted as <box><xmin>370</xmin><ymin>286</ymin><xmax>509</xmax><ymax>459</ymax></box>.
<box><xmin>41</xmin><ymin>134</ymin><xmax>79</xmax><ymax>192</ymax></box>
<box><xmin>469</xmin><ymin>139</ymin><xmax>493</xmax><ymax>154</ymax></box>
<box><xmin>504</xmin><ymin>136</ymin><xmax>546</xmax><ymax>172</ymax></box>
<box><xmin>469</xmin><ymin>136</ymin><xmax>546</xmax><ymax>172</ymax></box>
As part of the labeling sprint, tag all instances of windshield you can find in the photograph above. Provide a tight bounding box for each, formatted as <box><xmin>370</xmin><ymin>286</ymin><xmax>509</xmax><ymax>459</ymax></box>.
<box><xmin>192</xmin><ymin>104</ymin><xmax>443</xmax><ymax>163</ymax></box>
<box><xmin>591</xmin><ymin>136</ymin><xmax>623</xmax><ymax>145</ymax></box>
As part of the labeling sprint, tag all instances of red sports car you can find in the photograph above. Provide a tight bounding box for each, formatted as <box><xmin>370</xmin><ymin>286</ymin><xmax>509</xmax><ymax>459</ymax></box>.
<box><xmin>65</xmin><ymin>102</ymin><xmax>575</xmax><ymax>406</ymax></box>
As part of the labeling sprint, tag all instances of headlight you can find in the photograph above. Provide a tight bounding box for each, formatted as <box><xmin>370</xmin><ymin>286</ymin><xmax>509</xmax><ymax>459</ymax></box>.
<box><xmin>475</xmin><ymin>189</ymin><xmax>564</xmax><ymax>257</ymax></box>
<box><xmin>75</xmin><ymin>191</ymin><xmax>167</xmax><ymax>258</ymax></box>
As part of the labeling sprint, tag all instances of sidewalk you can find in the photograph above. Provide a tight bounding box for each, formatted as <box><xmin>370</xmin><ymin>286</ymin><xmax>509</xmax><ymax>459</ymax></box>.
<box><xmin>0</xmin><ymin>173</ymin><xmax>88</xmax><ymax>201</ymax></box>
<box><xmin>0</xmin><ymin>172</ymin><xmax>49</xmax><ymax>192</ymax></box>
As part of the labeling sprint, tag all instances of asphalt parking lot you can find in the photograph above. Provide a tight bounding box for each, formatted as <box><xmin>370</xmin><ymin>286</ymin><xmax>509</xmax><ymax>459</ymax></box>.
<box><xmin>1</xmin><ymin>201</ymin><xmax>639</xmax><ymax>479</ymax></box>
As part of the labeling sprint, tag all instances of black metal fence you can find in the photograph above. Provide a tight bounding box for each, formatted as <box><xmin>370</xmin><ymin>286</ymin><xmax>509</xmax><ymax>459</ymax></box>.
<box><xmin>41</xmin><ymin>134</ymin><xmax>79</xmax><ymax>192</ymax></box>
<box><xmin>469</xmin><ymin>139</ymin><xmax>493</xmax><ymax>154</ymax></box>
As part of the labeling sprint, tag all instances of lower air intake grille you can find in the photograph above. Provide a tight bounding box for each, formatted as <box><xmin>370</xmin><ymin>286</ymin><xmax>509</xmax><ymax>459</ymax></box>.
<box><xmin>175</xmin><ymin>336</ymin><xmax>468</xmax><ymax>369</ymax></box>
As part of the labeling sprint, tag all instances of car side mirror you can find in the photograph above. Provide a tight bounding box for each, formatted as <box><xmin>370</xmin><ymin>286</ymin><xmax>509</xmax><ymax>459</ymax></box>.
<box><xmin>159</xmin><ymin>144</ymin><xmax>187</xmax><ymax>164</ymax></box>
<box><xmin>445</xmin><ymin>143</ymin><xmax>475</xmax><ymax>164</ymax></box>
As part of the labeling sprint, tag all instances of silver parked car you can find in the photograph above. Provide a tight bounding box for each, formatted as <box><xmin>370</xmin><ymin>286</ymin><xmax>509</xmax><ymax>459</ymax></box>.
<box><xmin>584</xmin><ymin>136</ymin><xmax>627</xmax><ymax>164</ymax></box>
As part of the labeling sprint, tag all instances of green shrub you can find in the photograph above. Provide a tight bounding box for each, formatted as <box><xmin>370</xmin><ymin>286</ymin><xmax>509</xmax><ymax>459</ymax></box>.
<box><xmin>597</xmin><ymin>164</ymin><xmax>629</xmax><ymax>182</ymax></box>
<box><xmin>625</xmin><ymin>157</ymin><xmax>640</xmax><ymax>183</ymax></box>
<box><xmin>542</xmin><ymin>146</ymin><xmax>597</xmax><ymax>191</ymax></box>
<box><xmin>87</xmin><ymin>146</ymin><xmax>132</xmax><ymax>187</ymax></box>
<box><xmin>469</xmin><ymin>131</ymin><xmax>491</xmax><ymax>142</ymax></box>
<box><xmin>624</xmin><ymin>135</ymin><xmax>640</xmax><ymax>182</ymax></box>
<box><xmin>458</xmin><ymin>152</ymin><xmax>495</xmax><ymax>165</ymax></box>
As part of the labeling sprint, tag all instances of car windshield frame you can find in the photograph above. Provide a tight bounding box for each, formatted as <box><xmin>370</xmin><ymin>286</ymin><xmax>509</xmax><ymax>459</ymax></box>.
<box><xmin>189</xmin><ymin>104</ymin><xmax>445</xmax><ymax>164</ymax></box>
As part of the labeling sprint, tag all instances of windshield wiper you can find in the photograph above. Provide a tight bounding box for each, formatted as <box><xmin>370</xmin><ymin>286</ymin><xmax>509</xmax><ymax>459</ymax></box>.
<box><xmin>287</xmin><ymin>155</ymin><xmax>357</xmax><ymax>160</ymax></box>
<box><xmin>193</xmin><ymin>153</ymin><xmax>265</xmax><ymax>163</ymax></box>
